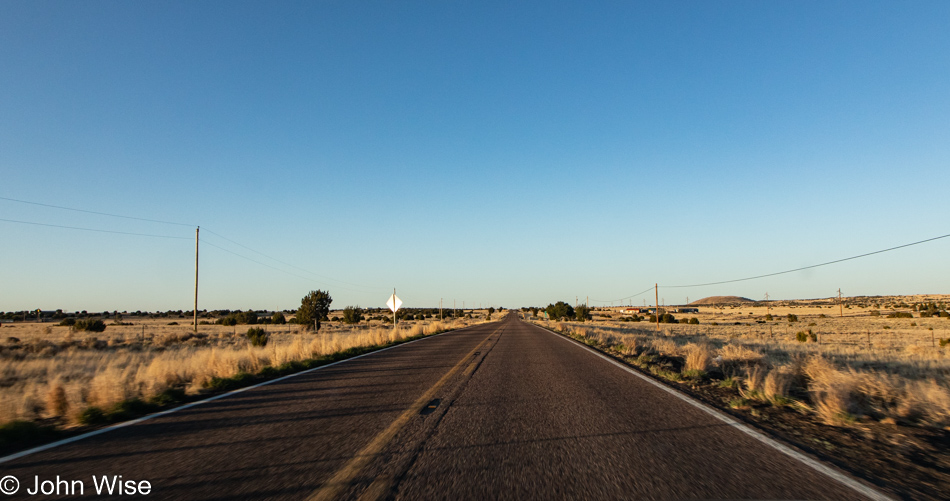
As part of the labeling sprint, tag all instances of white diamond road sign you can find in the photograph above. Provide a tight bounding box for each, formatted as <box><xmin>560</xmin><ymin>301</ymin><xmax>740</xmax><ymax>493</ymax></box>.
<box><xmin>387</xmin><ymin>293</ymin><xmax>402</xmax><ymax>313</ymax></box>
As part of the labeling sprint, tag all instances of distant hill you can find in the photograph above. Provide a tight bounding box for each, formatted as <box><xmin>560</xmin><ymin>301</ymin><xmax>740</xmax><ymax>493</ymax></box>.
<box><xmin>690</xmin><ymin>296</ymin><xmax>754</xmax><ymax>305</ymax></box>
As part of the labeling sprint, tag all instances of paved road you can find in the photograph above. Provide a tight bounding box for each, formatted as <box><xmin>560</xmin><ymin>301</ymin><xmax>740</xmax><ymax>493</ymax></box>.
<box><xmin>1</xmin><ymin>315</ymin><xmax>882</xmax><ymax>500</ymax></box>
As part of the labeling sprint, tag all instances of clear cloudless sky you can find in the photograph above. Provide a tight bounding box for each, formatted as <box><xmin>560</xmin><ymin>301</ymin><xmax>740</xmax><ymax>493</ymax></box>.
<box><xmin>1</xmin><ymin>1</ymin><xmax>948</xmax><ymax>312</ymax></box>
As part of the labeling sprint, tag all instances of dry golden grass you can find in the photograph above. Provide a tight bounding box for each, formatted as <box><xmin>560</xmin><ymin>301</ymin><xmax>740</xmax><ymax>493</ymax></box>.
<box><xmin>0</xmin><ymin>312</ymin><xmax>503</xmax><ymax>426</ymax></box>
<box><xmin>535</xmin><ymin>301</ymin><xmax>950</xmax><ymax>427</ymax></box>
<box><xmin>684</xmin><ymin>343</ymin><xmax>713</xmax><ymax>372</ymax></box>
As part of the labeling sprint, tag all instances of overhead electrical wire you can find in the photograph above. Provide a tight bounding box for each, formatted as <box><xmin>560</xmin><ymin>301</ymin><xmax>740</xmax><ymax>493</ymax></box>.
<box><xmin>595</xmin><ymin>231</ymin><xmax>950</xmax><ymax>302</ymax></box>
<box><xmin>200</xmin><ymin>240</ymin><xmax>374</xmax><ymax>293</ymax></box>
<box><xmin>661</xmin><ymin>232</ymin><xmax>950</xmax><ymax>288</ymax></box>
<box><xmin>200</xmin><ymin>228</ymin><xmax>381</xmax><ymax>291</ymax></box>
<box><xmin>0</xmin><ymin>217</ymin><xmax>191</xmax><ymax>240</ymax></box>
<box><xmin>0</xmin><ymin>195</ymin><xmax>194</xmax><ymax>227</ymax></box>
<box><xmin>590</xmin><ymin>286</ymin><xmax>656</xmax><ymax>304</ymax></box>
<box><xmin>1</xmin><ymin>195</ymin><xmax>383</xmax><ymax>292</ymax></box>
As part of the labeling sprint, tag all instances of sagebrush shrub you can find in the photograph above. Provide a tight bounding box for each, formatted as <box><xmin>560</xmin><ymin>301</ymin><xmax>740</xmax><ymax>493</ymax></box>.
<box><xmin>887</xmin><ymin>312</ymin><xmax>913</xmax><ymax>319</ymax></box>
<box><xmin>74</xmin><ymin>319</ymin><xmax>106</xmax><ymax>332</ymax></box>
<box><xmin>246</xmin><ymin>327</ymin><xmax>268</xmax><ymax>347</ymax></box>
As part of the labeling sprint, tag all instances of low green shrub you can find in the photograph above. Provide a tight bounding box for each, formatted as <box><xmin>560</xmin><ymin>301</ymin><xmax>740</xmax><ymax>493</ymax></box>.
<box><xmin>796</xmin><ymin>330</ymin><xmax>817</xmax><ymax>343</ymax></box>
<box><xmin>887</xmin><ymin>312</ymin><xmax>914</xmax><ymax>318</ymax></box>
<box><xmin>73</xmin><ymin>319</ymin><xmax>106</xmax><ymax>332</ymax></box>
<box><xmin>78</xmin><ymin>406</ymin><xmax>107</xmax><ymax>425</ymax></box>
<box><xmin>206</xmin><ymin>372</ymin><xmax>256</xmax><ymax>391</ymax></box>
<box><xmin>729</xmin><ymin>397</ymin><xmax>752</xmax><ymax>409</ymax></box>
<box><xmin>246</xmin><ymin>327</ymin><xmax>268</xmax><ymax>347</ymax></box>
<box><xmin>109</xmin><ymin>398</ymin><xmax>156</xmax><ymax>421</ymax></box>
<box><xmin>719</xmin><ymin>377</ymin><xmax>738</xmax><ymax>389</ymax></box>
<box><xmin>682</xmin><ymin>369</ymin><xmax>706</xmax><ymax>379</ymax></box>
<box><xmin>149</xmin><ymin>388</ymin><xmax>186</xmax><ymax>406</ymax></box>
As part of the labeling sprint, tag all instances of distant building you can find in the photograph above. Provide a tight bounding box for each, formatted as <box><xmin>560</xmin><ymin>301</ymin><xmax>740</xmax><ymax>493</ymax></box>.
<box><xmin>620</xmin><ymin>307</ymin><xmax>655</xmax><ymax>315</ymax></box>
<box><xmin>676</xmin><ymin>307</ymin><xmax>699</xmax><ymax>313</ymax></box>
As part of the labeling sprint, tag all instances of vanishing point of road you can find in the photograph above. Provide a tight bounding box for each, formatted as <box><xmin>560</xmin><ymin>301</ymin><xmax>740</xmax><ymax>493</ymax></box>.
<box><xmin>1</xmin><ymin>315</ymin><xmax>887</xmax><ymax>500</ymax></box>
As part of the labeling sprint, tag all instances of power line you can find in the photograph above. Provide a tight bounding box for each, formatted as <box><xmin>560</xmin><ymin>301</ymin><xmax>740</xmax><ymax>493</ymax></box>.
<box><xmin>0</xmin><ymin>217</ymin><xmax>191</xmax><ymax>239</ymax></box>
<box><xmin>2</xmin><ymin>195</ymin><xmax>383</xmax><ymax>292</ymax></box>
<box><xmin>201</xmin><ymin>240</ymin><xmax>383</xmax><ymax>293</ymax></box>
<box><xmin>662</xmin><ymin>232</ymin><xmax>950</xmax><ymax>288</ymax></box>
<box><xmin>0</xmin><ymin>196</ymin><xmax>194</xmax><ymax>227</ymax></box>
<box><xmin>598</xmin><ymin>231</ymin><xmax>950</xmax><ymax>299</ymax></box>
<box><xmin>201</xmin><ymin>229</ymin><xmax>379</xmax><ymax>290</ymax></box>
<box><xmin>590</xmin><ymin>286</ymin><xmax>655</xmax><ymax>304</ymax></box>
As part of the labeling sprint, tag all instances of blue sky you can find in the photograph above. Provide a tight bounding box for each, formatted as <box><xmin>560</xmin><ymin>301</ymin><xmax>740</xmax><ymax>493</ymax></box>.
<box><xmin>1</xmin><ymin>1</ymin><xmax>948</xmax><ymax>312</ymax></box>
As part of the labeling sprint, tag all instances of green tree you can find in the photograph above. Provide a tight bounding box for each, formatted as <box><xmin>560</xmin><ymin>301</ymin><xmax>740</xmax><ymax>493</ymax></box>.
<box><xmin>574</xmin><ymin>305</ymin><xmax>592</xmax><ymax>321</ymax></box>
<box><xmin>297</xmin><ymin>290</ymin><xmax>333</xmax><ymax>331</ymax></box>
<box><xmin>545</xmin><ymin>301</ymin><xmax>575</xmax><ymax>321</ymax></box>
<box><xmin>342</xmin><ymin>306</ymin><xmax>363</xmax><ymax>324</ymax></box>
<box><xmin>243</xmin><ymin>310</ymin><xmax>257</xmax><ymax>325</ymax></box>
<box><xmin>271</xmin><ymin>311</ymin><xmax>286</xmax><ymax>324</ymax></box>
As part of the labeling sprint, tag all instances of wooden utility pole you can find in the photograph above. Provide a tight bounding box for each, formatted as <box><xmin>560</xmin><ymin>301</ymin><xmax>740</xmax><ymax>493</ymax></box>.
<box><xmin>655</xmin><ymin>283</ymin><xmax>660</xmax><ymax>331</ymax></box>
<box><xmin>440</xmin><ymin>298</ymin><xmax>443</xmax><ymax>321</ymax></box>
<box><xmin>194</xmin><ymin>226</ymin><xmax>199</xmax><ymax>333</ymax></box>
<box><xmin>838</xmin><ymin>288</ymin><xmax>843</xmax><ymax>317</ymax></box>
<box><xmin>393</xmin><ymin>288</ymin><xmax>397</xmax><ymax>329</ymax></box>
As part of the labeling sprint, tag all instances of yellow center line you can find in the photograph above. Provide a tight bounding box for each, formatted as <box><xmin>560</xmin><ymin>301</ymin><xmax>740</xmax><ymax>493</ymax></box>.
<box><xmin>307</xmin><ymin>326</ymin><xmax>503</xmax><ymax>501</ymax></box>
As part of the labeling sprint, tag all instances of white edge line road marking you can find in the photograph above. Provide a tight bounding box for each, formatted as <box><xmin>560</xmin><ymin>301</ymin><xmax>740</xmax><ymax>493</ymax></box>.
<box><xmin>0</xmin><ymin>322</ymin><xmax>488</xmax><ymax>465</ymax></box>
<box><xmin>529</xmin><ymin>321</ymin><xmax>896</xmax><ymax>501</ymax></box>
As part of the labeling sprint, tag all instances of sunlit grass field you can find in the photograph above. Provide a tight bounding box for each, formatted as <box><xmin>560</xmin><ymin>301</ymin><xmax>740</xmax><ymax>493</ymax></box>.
<box><xmin>534</xmin><ymin>298</ymin><xmax>950</xmax><ymax>428</ymax></box>
<box><xmin>0</xmin><ymin>311</ymin><xmax>502</xmax><ymax>428</ymax></box>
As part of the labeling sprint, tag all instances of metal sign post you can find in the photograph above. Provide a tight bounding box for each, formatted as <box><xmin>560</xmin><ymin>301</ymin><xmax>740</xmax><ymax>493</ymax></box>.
<box><xmin>387</xmin><ymin>289</ymin><xmax>403</xmax><ymax>329</ymax></box>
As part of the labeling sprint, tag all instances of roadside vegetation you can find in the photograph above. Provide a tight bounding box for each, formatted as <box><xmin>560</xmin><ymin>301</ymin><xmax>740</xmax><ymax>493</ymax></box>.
<box><xmin>0</xmin><ymin>293</ymin><xmax>504</xmax><ymax>451</ymax></box>
<box><xmin>527</xmin><ymin>296</ymin><xmax>950</xmax><ymax>429</ymax></box>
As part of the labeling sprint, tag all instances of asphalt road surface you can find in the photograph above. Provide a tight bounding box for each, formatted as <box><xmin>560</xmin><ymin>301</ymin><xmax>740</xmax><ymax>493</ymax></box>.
<box><xmin>1</xmin><ymin>315</ymin><xmax>886</xmax><ymax>500</ymax></box>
